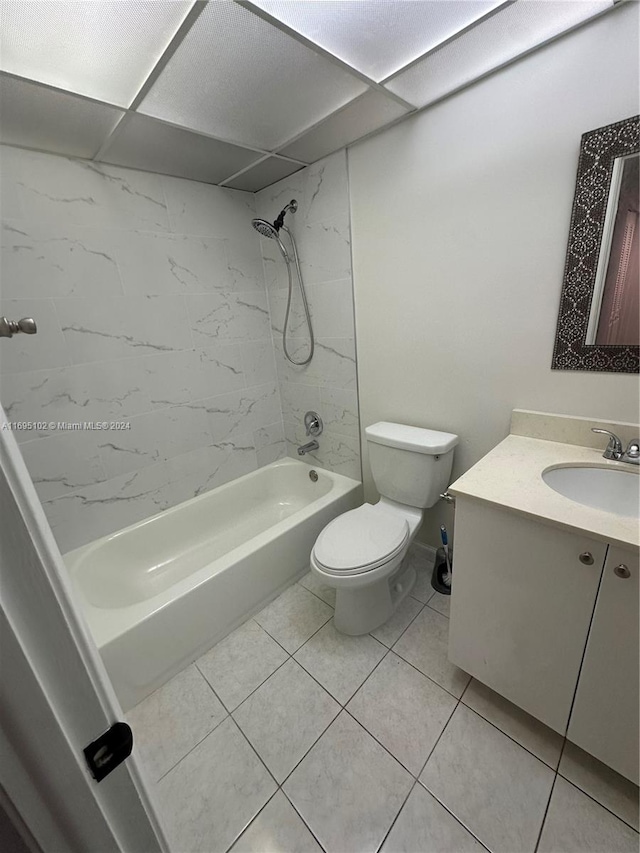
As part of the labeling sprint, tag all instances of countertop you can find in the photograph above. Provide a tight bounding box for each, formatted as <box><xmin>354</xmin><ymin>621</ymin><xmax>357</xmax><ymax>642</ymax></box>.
<box><xmin>449</xmin><ymin>434</ymin><xmax>639</xmax><ymax>548</ymax></box>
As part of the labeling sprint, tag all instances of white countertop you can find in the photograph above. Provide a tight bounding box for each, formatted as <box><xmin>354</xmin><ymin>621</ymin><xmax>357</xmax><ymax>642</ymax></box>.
<box><xmin>449</xmin><ymin>434</ymin><xmax>639</xmax><ymax>548</ymax></box>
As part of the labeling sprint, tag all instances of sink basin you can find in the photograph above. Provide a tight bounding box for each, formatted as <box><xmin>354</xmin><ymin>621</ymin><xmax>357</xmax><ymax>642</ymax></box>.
<box><xmin>542</xmin><ymin>465</ymin><xmax>639</xmax><ymax>518</ymax></box>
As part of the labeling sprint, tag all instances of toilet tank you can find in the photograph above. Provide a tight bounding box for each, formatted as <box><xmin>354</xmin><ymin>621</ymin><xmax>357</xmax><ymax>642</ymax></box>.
<box><xmin>365</xmin><ymin>422</ymin><xmax>459</xmax><ymax>509</ymax></box>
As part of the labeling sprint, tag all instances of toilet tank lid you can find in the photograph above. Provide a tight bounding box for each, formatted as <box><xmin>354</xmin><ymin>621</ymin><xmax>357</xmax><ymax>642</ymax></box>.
<box><xmin>365</xmin><ymin>422</ymin><xmax>458</xmax><ymax>454</ymax></box>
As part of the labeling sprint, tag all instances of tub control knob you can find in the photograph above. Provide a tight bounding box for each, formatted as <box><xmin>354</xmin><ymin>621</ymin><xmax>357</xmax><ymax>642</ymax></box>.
<box><xmin>304</xmin><ymin>411</ymin><xmax>323</xmax><ymax>437</ymax></box>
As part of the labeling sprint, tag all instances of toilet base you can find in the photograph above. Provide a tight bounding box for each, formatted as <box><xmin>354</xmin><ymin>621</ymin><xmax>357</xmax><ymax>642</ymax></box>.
<box><xmin>334</xmin><ymin>563</ymin><xmax>416</xmax><ymax>636</ymax></box>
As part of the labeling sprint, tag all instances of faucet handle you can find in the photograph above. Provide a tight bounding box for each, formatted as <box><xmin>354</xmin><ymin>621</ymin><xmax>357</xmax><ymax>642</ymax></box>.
<box><xmin>591</xmin><ymin>428</ymin><xmax>623</xmax><ymax>459</ymax></box>
<box><xmin>304</xmin><ymin>411</ymin><xmax>323</xmax><ymax>437</ymax></box>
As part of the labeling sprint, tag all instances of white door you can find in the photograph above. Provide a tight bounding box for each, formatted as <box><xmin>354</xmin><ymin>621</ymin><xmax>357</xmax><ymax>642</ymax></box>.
<box><xmin>0</xmin><ymin>405</ymin><xmax>169</xmax><ymax>853</ymax></box>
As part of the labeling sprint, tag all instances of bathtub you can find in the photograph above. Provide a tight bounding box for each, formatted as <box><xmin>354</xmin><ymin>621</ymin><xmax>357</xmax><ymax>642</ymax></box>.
<box><xmin>64</xmin><ymin>458</ymin><xmax>362</xmax><ymax>711</ymax></box>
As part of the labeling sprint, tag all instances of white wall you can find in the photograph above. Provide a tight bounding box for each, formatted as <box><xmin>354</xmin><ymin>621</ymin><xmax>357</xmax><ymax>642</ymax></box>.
<box><xmin>0</xmin><ymin>146</ymin><xmax>283</xmax><ymax>552</ymax></box>
<box><xmin>349</xmin><ymin>4</ymin><xmax>640</xmax><ymax>546</ymax></box>
<box><xmin>256</xmin><ymin>150</ymin><xmax>361</xmax><ymax>479</ymax></box>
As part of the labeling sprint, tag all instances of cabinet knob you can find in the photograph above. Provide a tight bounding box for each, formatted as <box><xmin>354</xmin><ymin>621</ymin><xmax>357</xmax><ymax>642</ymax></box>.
<box><xmin>579</xmin><ymin>552</ymin><xmax>594</xmax><ymax>565</ymax></box>
<box><xmin>613</xmin><ymin>564</ymin><xmax>631</xmax><ymax>579</ymax></box>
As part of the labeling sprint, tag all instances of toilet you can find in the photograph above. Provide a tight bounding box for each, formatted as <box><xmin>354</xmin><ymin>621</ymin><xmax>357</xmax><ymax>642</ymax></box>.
<box><xmin>310</xmin><ymin>422</ymin><xmax>458</xmax><ymax>635</ymax></box>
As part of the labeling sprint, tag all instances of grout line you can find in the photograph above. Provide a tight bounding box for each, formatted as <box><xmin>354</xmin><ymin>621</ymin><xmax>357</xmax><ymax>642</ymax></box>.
<box><xmin>554</xmin><ymin>771</ymin><xmax>640</xmax><ymax>834</ymax></box>
<box><xmin>221</xmin><ymin>789</ymin><xmax>281</xmax><ymax>853</ymax></box>
<box><xmin>533</xmin><ymin>773</ymin><xmax>558</xmax><ymax>853</ymax></box>
<box><xmin>415</xmin><ymin>782</ymin><xmax>494</xmax><ymax>852</ymax></box>
<box><xmin>279</xmin><ymin>789</ymin><xmax>329</xmax><ymax>853</ymax></box>
<box><xmin>460</xmin><ymin>704</ymin><xmax>561</xmax><ymax>774</ymax></box>
<box><xmin>374</xmin><ymin>780</ymin><xmax>418</xmax><ymax>853</ymax></box>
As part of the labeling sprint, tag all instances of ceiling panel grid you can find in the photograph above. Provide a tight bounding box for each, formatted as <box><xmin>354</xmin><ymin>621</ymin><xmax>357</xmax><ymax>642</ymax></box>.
<box><xmin>0</xmin><ymin>0</ymin><xmax>619</xmax><ymax>191</ymax></box>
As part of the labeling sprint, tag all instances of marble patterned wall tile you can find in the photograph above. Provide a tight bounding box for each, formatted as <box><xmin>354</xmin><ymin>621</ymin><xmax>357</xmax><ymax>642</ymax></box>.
<box><xmin>275</xmin><ymin>337</ymin><xmax>357</xmax><ymax>391</ymax></box>
<box><xmin>13</xmin><ymin>150</ymin><xmax>171</xmax><ymax>232</ymax></box>
<box><xmin>20</xmin><ymin>429</ymin><xmax>107</xmax><ymax>502</ymax></box>
<box><xmin>256</xmin><ymin>149</ymin><xmax>360</xmax><ymax>481</ymax></box>
<box><xmin>254</xmin><ymin>421</ymin><xmax>286</xmax><ymax>468</ymax></box>
<box><xmin>280</xmin><ymin>382</ymin><xmax>322</xmax><ymax>425</ymax></box>
<box><xmin>198</xmin><ymin>382</ymin><xmax>282</xmax><ymax>444</ymax></box>
<box><xmin>97</xmin><ymin>404</ymin><xmax>212</xmax><ymax>479</ymax></box>
<box><xmin>112</xmin><ymin>230</ymin><xmax>232</xmax><ymax>295</ymax></box>
<box><xmin>285</xmin><ymin>420</ymin><xmax>360</xmax><ymax>481</ymax></box>
<box><xmin>189</xmin><ymin>344</ymin><xmax>246</xmax><ymax>399</ymax></box>
<box><xmin>161</xmin><ymin>174</ymin><xmax>257</xmax><ymax>239</ymax></box>
<box><xmin>295</xmin><ymin>215</ymin><xmax>352</xmax><ymax>286</ymax></box>
<box><xmin>225</xmin><ymin>237</ymin><xmax>266</xmax><ymax>292</ymax></box>
<box><xmin>0</xmin><ymin>145</ymin><xmax>285</xmax><ymax>551</ymax></box>
<box><xmin>0</xmin><ymin>298</ymin><xmax>70</xmax><ymax>374</ymax></box>
<box><xmin>241</xmin><ymin>339</ymin><xmax>278</xmax><ymax>388</ymax></box>
<box><xmin>187</xmin><ymin>290</ymin><xmax>270</xmax><ymax>345</ymax></box>
<box><xmin>298</xmin><ymin>151</ymin><xmax>350</xmax><ymax>224</ymax></box>
<box><xmin>1</xmin><ymin>220</ymin><xmax>124</xmax><ymax>299</ymax></box>
<box><xmin>56</xmin><ymin>295</ymin><xmax>193</xmax><ymax>363</ymax></box>
<box><xmin>45</xmin><ymin>462</ymin><xmax>175</xmax><ymax>553</ymax></box>
<box><xmin>319</xmin><ymin>388</ymin><xmax>359</xmax><ymax>439</ymax></box>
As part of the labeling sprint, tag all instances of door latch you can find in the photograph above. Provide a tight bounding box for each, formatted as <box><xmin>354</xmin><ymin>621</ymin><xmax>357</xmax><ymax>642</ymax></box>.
<box><xmin>83</xmin><ymin>722</ymin><xmax>133</xmax><ymax>782</ymax></box>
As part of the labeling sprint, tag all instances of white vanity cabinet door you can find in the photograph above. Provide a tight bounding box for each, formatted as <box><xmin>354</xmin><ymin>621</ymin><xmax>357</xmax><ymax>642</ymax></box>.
<box><xmin>448</xmin><ymin>498</ymin><xmax>606</xmax><ymax>734</ymax></box>
<box><xmin>567</xmin><ymin>546</ymin><xmax>639</xmax><ymax>784</ymax></box>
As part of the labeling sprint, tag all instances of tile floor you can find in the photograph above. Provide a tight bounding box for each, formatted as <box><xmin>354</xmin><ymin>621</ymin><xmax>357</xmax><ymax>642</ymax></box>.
<box><xmin>127</xmin><ymin>545</ymin><xmax>640</xmax><ymax>853</ymax></box>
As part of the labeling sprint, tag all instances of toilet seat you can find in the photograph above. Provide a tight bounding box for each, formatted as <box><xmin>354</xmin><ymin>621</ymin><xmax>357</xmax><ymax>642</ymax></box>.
<box><xmin>312</xmin><ymin>503</ymin><xmax>410</xmax><ymax>575</ymax></box>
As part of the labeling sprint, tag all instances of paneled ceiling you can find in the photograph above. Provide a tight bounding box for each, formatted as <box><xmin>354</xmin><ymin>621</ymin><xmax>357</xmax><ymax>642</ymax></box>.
<box><xmin>0</xmin><ymin>0</ymin><xmax>616</xmax><ymax>192</ymax></box>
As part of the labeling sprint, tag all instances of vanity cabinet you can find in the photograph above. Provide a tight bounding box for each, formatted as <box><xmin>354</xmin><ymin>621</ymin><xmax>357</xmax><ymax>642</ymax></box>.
<box><xmin>567</xmin><ymin>545</ymin><xmax>639</xmax><ymax>784</ymax></box>
<box><xmin>449</xmin><ymin>497</ymin><xmax>639</xmax><ymax>783</ymax></box>
<box><xmin>448</xmin><ymin>498</ymin><xmax>606</xmax><ymax>735</ymax></box>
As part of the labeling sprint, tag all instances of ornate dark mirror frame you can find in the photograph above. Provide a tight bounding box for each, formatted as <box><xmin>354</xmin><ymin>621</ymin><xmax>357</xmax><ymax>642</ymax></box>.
<box><xmin>552</xmin><ymin>115</ymin><xmax>639</xmax><ymax>373</ymax></box>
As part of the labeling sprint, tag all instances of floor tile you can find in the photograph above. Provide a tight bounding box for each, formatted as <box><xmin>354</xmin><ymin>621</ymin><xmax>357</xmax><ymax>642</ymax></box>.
<box><xmin>347</xmin><ymin>652</ymin><xmax>456</xmax><ymax>776</ymax></box>
<box><xmin>420</xmin><ymin>704</ymin><xmax>554</xmax><ymax>853</ymax></box>
<box><xmin>538</xmin><ymin>776</ymin><xmax>639</xmax><ymax>853</ymax></box>
<box><xmin>284</xmin><ymin>711</ymin><xmax>413</xmax><ymax>853</ymax></box>
<box><xmin>233</xmin><ymin>659</ymin><xmax>340</xmax><ymax>783</ymax></box>
<box><xmin>427</xmin><ymin>590</ymin><xmax>451</xmax><ymax>617</ymax></box>
<box><xmin>559</xmin><ymin>740</ymin><xmax>639</xmax><ymax>830</ymax></box>
<box><xmin>462</xmin><ymin>678</ymin><xmax>563</xmax><ymax>769</ymax></box>
<box><xmin>371</xmin><ymin>595</ymin><xmax>423</xmax><ymax>648</ymax></box>
<box><xmin>156</xmin><ymin>716</ymin><xmax>277</xmax><ymax>853</ymax></box>
<box><xmin>298</xmin><ymin>570</ymin><xmax>336</xmax><ymax>607</ymax></box>
<box><xmin>405</xmin><ymin>545</ymin><xmax>435</xmax><ymax>604</ymax></box>
<box><xmin>196</xmin><ymin>619</ymin><xmax>288</xmax><ymax>711</ymax></box>
<box><xmin>254</xmin><ymin>584</ymin><xmax>333</xmax><ymax>653</ymax></box>
<box><xmin>394</xmin><ymin>607</ymin><xmax>470</xmax><ymax>698</ymax></box>
<box><xmin>381</xmin><ymin>783</ymin><xmax>484</xmax><ymax>852</ymax></box>
<box><xmin>229</xmin><ymin>791</ymin><xmax>322</xmax><ymax>853</ymax></box>
<box><xmin>294</xmin><ymin>619</ymin><xmax>387</xmax><ymax>704</ymax></box>
<box><xmin>126</xmin><ymin>665</ymin><xmax>226</xmax><ymax>781</ymax></box>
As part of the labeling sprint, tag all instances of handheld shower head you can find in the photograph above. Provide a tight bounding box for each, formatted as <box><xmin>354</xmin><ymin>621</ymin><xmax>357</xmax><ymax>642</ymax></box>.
<box><xmin>251</xmin><ymin>218</ymin><xmax>279</xmax><ymax>239</ymax></box>
<box><xmin>251</xmin><ymin>199</ymin><xmax>298</xmax><ymax>240</ymax></box>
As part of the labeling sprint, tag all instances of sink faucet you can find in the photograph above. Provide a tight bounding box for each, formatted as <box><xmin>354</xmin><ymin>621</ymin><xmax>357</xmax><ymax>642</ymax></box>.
<box><xmin>591</xmin><ymin>429</ymin><xmax>639</xmax><ymax>465</ymax></box>
<box><xmin>298</xmin><ymin>439</ymin><xmax>319</xmax><ymax>456</ymax></box>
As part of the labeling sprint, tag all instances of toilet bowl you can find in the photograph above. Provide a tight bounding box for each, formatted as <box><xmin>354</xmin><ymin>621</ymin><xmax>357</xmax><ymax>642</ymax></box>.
<box><xmin>310</xmin><ymin>422</ymin><xmax>458</xmax><ymax>635</ymax></box>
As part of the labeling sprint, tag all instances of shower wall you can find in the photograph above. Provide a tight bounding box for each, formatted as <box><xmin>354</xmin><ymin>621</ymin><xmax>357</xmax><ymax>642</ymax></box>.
<box><xmin>255</xmin><ymin>150</ymin><xmax>361</xmax><ymax>479</ymax></box>
<box><xmin>0</xmin><ymin>145</ymin><xmax>283</xmax><ymax>553</ymax></box>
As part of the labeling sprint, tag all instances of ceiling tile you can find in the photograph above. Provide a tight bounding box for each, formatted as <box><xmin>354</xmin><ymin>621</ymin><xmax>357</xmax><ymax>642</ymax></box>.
<box><xmin>0</xmin><ymin>75</ymin><xmax>124</xmax><ymax>159</ymax></box>
<box><xmin>99</xmin><ymin>114</ymin><xmax>263</xmax><ymax>184</ymax></box>
<box><xmin>278</xmin><ymin>90</ymin><xmax>410</xmax><ymax>163</ymax></box>
<box><xmin>251</xmin><ymin>0</ymin><xmax>506</xmax><ymax>82</ymax></box>
<box><xmin>222</xmin><ymin>157</ymin><xmax>304</xmax><ymax>192</ymax></box>
<box><xmin>138</xmin><ymin>1</ymin><xmax>368</xmax><ymax>151</ymax></box>
<box><xmin>0</xmin><ymin>1</ymin><xmax>194</xmax><ymax>107</ymax></box>
<box><xmin>385</xmin><ymin>0</ymin><xmax>613</xmax><ymax>108</ymax></box>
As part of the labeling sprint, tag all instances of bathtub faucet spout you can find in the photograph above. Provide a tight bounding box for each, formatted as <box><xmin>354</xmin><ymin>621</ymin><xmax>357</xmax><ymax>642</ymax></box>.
<box><xmin>298</xmin><ymin>440</ymin><xmax>319</xmax><ymax>456</ymax></box>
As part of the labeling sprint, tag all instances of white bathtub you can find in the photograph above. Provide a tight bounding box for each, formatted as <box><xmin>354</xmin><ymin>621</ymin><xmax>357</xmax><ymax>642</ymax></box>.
<box><xmin>64</xmin><ymin>458</ymin><xmax>362</xmax><ymax>711</ymax></box>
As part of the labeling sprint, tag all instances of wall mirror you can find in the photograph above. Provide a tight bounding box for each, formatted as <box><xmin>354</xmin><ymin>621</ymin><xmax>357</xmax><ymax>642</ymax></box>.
<box><xmin>552</xmin><ymin>115</ymin><xmax>639</xmax><ymax>373</ymax></box>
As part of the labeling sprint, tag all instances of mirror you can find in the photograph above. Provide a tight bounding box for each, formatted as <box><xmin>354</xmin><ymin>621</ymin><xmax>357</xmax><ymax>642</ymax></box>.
<box><xmin>552</xmin><ymin>115</ymin><xmax>639</xmax><ymax>373</ymax></box>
